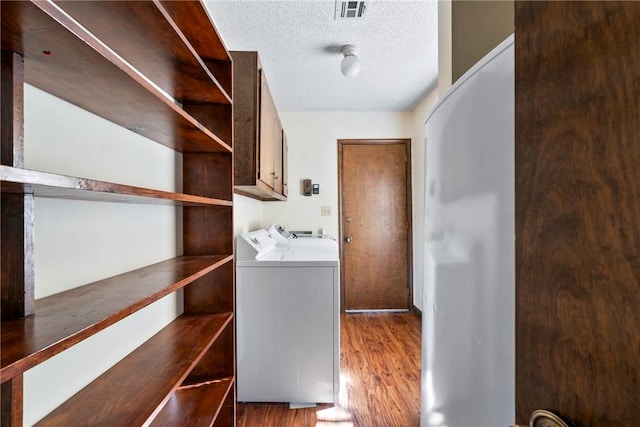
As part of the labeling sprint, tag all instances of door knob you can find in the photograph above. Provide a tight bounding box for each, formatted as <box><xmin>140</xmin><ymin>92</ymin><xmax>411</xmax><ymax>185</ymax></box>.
<box><xmin>346</xmin><ymin>217</ymin><xmax>352</xmax><ymax>223</ymax></box>
<box><xmin>345</xmin><ymin>236</ymin><xmax>353</xmax><ymax>243</ymax></box>
<box><xmin>529</xmin><ymin>410</ymin><xmax>574</xmax><ymax>427</ymax></box>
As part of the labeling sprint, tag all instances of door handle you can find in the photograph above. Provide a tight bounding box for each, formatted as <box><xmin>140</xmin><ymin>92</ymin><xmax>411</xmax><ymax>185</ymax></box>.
<box><xmin>514</xmin><ymin>409</ymin><xmax>573</xmax><ymax>427</ymax></box>
<box><xmin>345</xmin><ymin>217</ymin><xmax>352</xmax><ymax>223</ymax></box>
<box><xmin>345</xmin><ymin>236</ymin><xmax>353</xmax><ymax>243</ymax></box>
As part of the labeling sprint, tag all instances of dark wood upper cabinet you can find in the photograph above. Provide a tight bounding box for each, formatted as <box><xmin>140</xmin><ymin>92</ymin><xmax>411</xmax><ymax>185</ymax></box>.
<box><xmin>232</xmin><ymin>51</ymin><xmax>288</xmax><ymax>201</ymax></box>
<box><xmin>1</xmin><ymin>1</ymin><xmax>235</xmax><ymax>425</ymax></box>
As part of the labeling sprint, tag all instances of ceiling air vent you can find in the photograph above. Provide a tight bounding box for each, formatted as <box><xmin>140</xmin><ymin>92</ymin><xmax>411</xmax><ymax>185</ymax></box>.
<box><xmin>336</xmin><ymin>1</ymin><xmax>366</xmax><ymax>19</ymax></box>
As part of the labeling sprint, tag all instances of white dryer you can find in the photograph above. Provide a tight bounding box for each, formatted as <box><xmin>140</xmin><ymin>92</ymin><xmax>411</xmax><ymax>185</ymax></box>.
<box><xmin>236</xmin><ymin>226</ymin><xmax>340</xmax><ymax>405</ymax></box>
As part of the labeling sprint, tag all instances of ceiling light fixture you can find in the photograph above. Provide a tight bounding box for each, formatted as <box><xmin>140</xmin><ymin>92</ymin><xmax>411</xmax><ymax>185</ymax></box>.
<box><xmin>341</xmin><ymin>44</ymin><xmax>360</xmax><ymax>78</ymax></box>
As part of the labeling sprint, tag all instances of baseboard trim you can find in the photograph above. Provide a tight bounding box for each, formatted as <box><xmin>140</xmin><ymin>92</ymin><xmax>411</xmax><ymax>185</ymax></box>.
<box><xmin>345</xmin><ymin>309</ymin><xmax>409</xmax><ymax>313</ymax></box>
<box><xmin>411</xmin><ymin>305</ymin><xmax>422</xmax><ymax>320</ymax></box>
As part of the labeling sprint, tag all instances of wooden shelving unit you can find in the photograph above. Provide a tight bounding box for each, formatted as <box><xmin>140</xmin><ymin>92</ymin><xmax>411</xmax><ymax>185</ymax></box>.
<box><xmin>1</xmin><ymin>0</ymin><xmax>235</xmax><ymax>425</ymax></box>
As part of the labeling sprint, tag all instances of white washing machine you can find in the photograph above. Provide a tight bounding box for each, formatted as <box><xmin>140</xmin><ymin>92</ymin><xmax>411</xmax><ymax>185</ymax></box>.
<box><xmin>236</xmin><ymin>225</ymin><xmax>340</xmax><ymax>405</ymax></box>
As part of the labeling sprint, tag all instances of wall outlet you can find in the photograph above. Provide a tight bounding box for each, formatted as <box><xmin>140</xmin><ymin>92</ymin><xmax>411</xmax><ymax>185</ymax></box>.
<box><xmin>321</xmin><ymin>205</ymin><xmax>332</xmax><ymax>216</ymax></box>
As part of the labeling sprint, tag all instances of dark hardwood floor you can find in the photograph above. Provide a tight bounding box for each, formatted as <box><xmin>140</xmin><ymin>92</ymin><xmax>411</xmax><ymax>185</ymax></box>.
<box><xmin>237</xmin><ymin>312</ymin><xmax>422</xmax><ymax>427</ymax></box>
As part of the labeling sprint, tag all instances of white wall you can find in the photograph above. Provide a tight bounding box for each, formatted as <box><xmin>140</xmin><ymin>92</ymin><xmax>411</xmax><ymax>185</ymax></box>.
<box><xmin>438</xmin><ymin>0</ymin><xmax>453</xmax><ymax>96</ymax></box>
<box><xmin>233</xmin><ymin>194</ymin><xmax>264</xmax><ymax>236</ymax></box>
<box><xmin>22</xmin><ymin>85</ymin><xmax>182</xmax><ymax>425</ymax></box>
<box><xmin>261</xmin><ymin>112</ymin><xmax>413</xmax><ymax>239</ymax></box>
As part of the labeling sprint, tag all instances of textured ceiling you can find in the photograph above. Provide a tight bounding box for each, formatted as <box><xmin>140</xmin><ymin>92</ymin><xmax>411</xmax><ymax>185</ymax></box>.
<box><xmin>205</xmin><ymin>0</ymin><xmax>438</xmax><ymax>112</ymax></box>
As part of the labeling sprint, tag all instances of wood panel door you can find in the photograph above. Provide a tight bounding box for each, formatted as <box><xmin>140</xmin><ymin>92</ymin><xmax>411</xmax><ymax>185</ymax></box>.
<box><xmin>338</xmin><ymin>139</ymin><xmax>412</xmax><ymax>311</ymax></box>
<box><xmin>515</xmin><ymin>1</ymin><xmax>640</xmax><ymax>425</ymax></box>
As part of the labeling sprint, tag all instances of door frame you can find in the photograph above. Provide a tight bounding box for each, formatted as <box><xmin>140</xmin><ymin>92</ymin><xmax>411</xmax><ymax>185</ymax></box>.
<box><xmin>337</xmin><ymin>138</ymin><xmax>413</xmax><ymax>312</ymax></box>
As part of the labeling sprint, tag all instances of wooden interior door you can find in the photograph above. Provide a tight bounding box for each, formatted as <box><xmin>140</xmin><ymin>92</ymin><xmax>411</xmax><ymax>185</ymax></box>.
<box><xmin>515</xmin><ymin>1</ymin><xmax>640</xmax><ymax>425</ymax></box>
<box><xmin>338</xmin><ymin>139</ymin><xmax>412</xmax><ymax>311</ymax></box>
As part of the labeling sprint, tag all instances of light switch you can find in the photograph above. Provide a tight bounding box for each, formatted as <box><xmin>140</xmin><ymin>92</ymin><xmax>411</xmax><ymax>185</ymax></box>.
<box><xmin>321</xmin><ymin>206</ymin><xmax>332</xmax><ymax>216</ymax></box>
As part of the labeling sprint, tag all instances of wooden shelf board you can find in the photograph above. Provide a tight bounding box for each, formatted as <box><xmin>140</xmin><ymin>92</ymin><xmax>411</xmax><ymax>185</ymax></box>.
<box><xmin>0</xmin><ymin>1</ymin><xmax>231</xmax><ymax>153</ymax></box>
<box><xmin>159</xmin><ymin>1</ymin><xmax>230</xmax><ymax>62</ymax></box>
<box><xmin>35</xmin><ymin>313</ymin><xmax>233</xmax><ymax>427</ymax></box>
<box><xmin>1</xmin><ymin>166</ymin><xmax>233</xmax><ymax>207</ymax></box>
<box><xmin>151</xmin><ymin>377</ymin><xmax>235</xmax><ymax>427</ymax></box>
<box><xmin>0</xmin><ymin>255</ymin><xmax>233</xmax><ymax>382</ymax></box>
<box><xmin>159</xmin><ymin>0</ymin><xmax>233</xmax><ymax>96</ymax></box>
<box><xmin>55</xmin><ymin>0</ymin><xmax>231</xmax><ymax>105</ymax></box>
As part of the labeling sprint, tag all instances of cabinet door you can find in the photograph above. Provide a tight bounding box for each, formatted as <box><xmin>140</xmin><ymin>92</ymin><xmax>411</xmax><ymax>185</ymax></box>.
<box><xmin>272</xmin><ymin>119</ymin><xmax>283</xmax><ymax>195</ymax></box>
<box><xmin>282</xmin><ymin>130</ymin><xmax>288</xmax><ymax>197</ymax></box>
<box><xmin>259</xmin><ymin>71</ymin><xmax>279</xmax><ymax>191</ymax></box>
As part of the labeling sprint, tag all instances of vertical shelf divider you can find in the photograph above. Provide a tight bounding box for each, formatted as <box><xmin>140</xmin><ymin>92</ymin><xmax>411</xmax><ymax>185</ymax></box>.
<box><xmin>1</xmin><ymin>49</ymin><xmax>30</xmax><ymax>427</ymax></box>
